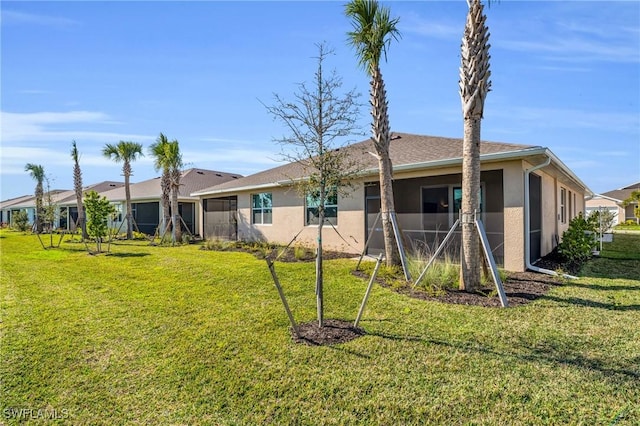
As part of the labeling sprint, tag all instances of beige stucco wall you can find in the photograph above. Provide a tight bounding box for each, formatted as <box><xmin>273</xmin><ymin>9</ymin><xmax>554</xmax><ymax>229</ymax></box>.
<box><xmin>501</xmin><ymin>161</ymin><xmax>526</xmax><ymax>272</ymax></box>
<box><xmin>235</xmin><ymin>184</ymin><xmax>365</xmax><ymax>254</ymax></box>
<box><xmin>200</xmin><ymin>158</ymin><xmax>588</xmax><ymax>273</ymax></box>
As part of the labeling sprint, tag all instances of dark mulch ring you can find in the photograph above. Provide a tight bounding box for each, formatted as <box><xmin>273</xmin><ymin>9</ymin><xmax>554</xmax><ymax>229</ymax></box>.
<box><xmin>385</xmin><ymin>272</ymin><xmax>562</xmax><ymax>308</ymax></box>
<box><xmin>292</xmin><ymin>319</ymin><xmax>365</xmax><ymax>345</ymax></box>
<box><xmin>268</xmin><ymin>249</ymin><xmax>355</xmax><ymax>263</ymax></box>
<box><xmin>352</xmin><ymin>247</ymin><xmax>576</xmax><ymax>308</ymax></box>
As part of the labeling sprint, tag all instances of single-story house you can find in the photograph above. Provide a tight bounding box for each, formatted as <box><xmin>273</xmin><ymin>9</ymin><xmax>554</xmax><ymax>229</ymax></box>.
<box><xmin>192</xmin><ymin>133</ymin><xmax>592</xmax><ymax>272</ymax></box>
<box><xmin>0</xmin><ymin>182</ymin><xmax>125</xmax><ymax>230</ymax></box>
<box><xmin>0</xmin><ymin>194</ymin><xmax>38</xmax><ymax>225</ymax></box>
<box><xmin>100</xmin><ymin>168</ymin><xmax>242</xmax><ymax>236</ymax></box>
<box><xmin>585</xmin><ymin>182</ymin><xmax>640</xmax><ymax>225</ymax></box>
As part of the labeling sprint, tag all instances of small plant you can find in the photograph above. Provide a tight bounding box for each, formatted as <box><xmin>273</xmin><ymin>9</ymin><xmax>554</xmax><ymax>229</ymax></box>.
<box><xmin>557</xmin><ymin>213</ymin><xmax>597</xmax><ymax>270</ymax></box>
<box><xmin>11</xmin><ymin>211</ymin><xmax>30</xmax><ymax>232</ymax></box>
<box><xmin>587</xmin><ymin>209</ymin><xmax>616</xmax><ymax>234</ymax></box>
<box><xmin>294</xmin><ymin>245</ymin><xmax>313</xmax><ymax>261</ymax></box>
<box><xmin>84</xmin><ymin>190</ymin><xmax>116</xmax><ymax>253</ymax></box>
<box><xmin>407</xmin><ymin>244</ymin><xmax>460</xmax><ymax>292</ymax></box>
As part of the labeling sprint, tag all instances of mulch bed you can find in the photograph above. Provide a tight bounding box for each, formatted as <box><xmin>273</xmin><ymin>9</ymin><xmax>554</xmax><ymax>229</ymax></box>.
<box><xmin>354</xmin><ymin>269</ymin><xmax>562</xmax><ymax>308</ymax></box>
<box><xmin>292</xmin><ymin>319</ymin><xmax>365</xmax><ymax>346</ymax></box>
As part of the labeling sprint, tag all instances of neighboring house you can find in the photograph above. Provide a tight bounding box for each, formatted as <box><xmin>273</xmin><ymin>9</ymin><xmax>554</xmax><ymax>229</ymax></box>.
<box><xmin>192</xmin><ymin>133</ymin><xmax>592</xmax><ymax>272</ymax></box>
<box><xmin>54</xmin><ymin>181</ymin><xmax>125</xmax><ymax>230</ymax></box>
<box><xmin>100</xmin><ymin>168</ymin><xmax>242</xmax><ymax>236</ymax></box>
<box><xmin>0</xmin><ymin>190</ymin><xmax>69</xmax><ymax>227</ymax></box>
<box><xmin>0</xmin><ymin>194</ymin><xmax>37</xmax><ymax>225</ymax></box>
<box><xmin>0</xmin><ymin>182</ymin><xmax>125</xmax><ymax>230</ymax></box>
<box><xmin>586</xmin><ymin>182</ymin><xmax>640</xmax><ymax>225</ymax></box>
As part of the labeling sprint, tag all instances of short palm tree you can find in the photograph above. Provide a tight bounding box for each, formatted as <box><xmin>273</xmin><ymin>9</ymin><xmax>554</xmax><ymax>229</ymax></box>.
<box><xmin>102</xmin><ymin>141</ymin><xmax>144</xmax><ymax>239</ymax></box>
<box><xmin>24</xmin><ymin>163</ymin><xmax>45</xmax><ymax>233</ymax></box>
<box><xmin>148</xmin><ymin>133</ymin><xmax>172</xmax><ymax>237</ymax></box>
<box><xmin>459</xmin><ymin>0</ymin><xmax>492</xmax><ymax>291</ymax></box>
<box><xmin>165</xmin><ymin>140</ymin><xmax>183</xmax><ymax>244</ymax></box>
<box><xmin>71</xmin><ymin>141</ymin><xmax>88</xmax><ymax>239</ymax></box>
<box><xmin>346</xmin><ymin>0</ymin><xmax>401</xmax><ymax>267</ymax></box>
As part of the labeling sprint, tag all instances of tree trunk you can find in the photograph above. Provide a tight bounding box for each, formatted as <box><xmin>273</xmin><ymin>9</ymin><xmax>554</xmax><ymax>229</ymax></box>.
<box><xmin>370</xmin><ymin>65</ymin><xmax>399</xmax><ymax>267</ymax></box>
<box><xmin>124</xmin><ymin>162</ymin><xmax>133</xmax><ymax>240</ymax></box>
<box><xmin>161</xmin><ymin>169</ymin><xmax>171</xmax><ymax>237</ymax></box>
<box><xmin>460</xmin><ymin>117</ymin><xmax>481</xmax><ymax>291</ymax></box>
<box><xmin>378</xmin><ymin>155</ymin><xmax>398</xmax><ymax>267</ymax></box>
<box><xmin>316</xmin><ymin>210</ymin><xmax>324</xmax><ymax>328</ymax></box>
<box><xmin>34</xmin><ymin>183</ymin><xmax>43</xmax><ymax>233</ymax></box>
<box><xmin>171</xmin><ymin>184</ymin><xmax>181</xmax><ymax>244</ymax></box>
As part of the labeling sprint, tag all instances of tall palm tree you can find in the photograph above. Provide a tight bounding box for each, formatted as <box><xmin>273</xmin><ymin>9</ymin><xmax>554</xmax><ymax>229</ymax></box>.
<box><xmin>102</xmin><ymin>141</ymin><xmax>144</xmax><ymax>239</ymax></box>
<box><xmin>165</xmin><ymin>139</ymin><xmax>183</xmax><ymax>244</ymax></box>
<box><xmin>346</xmin><ymin>0</ymin><xmax>401</xmax><ymax>267</ymax></box>
<box><xmin>459</xmin><ymin>0</ymin><xmax>492</xmax><ymax>291</ymax></box>
<box><xmin>148</xmin><ymin>133</ymin><xmax>171</xmax><ymax>237</ymax></box>
<box><xmin>24</xmin><ymin>163</ymin><xmax>45</xmax><ymax>233</ymax></box>
<box><xmin>71</xmin><ymin>141</ymin><xmax>88</xmax><ymax>239</ymax></box>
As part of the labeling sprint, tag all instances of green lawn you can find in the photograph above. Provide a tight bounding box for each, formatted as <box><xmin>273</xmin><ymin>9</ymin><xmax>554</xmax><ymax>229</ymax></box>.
<box><xmin>1</xmin><ymin>231</ymin><xmax>639</xmax><ymax>425</ymax></box>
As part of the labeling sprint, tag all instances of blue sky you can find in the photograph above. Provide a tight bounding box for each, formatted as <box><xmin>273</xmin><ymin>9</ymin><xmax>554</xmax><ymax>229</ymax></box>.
<box><xmin>1</xmin><ymin>1</ymin><xmax>639</xmax><ymax>201</ymax></box>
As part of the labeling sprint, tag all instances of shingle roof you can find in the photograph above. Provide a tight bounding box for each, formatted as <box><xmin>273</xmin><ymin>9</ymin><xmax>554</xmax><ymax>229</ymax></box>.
<box><xmin>193</xmin><ymin>132</ymin><xmax>537</xmax><ymax>195</ymax></box>
<box><xmin>0</xmin><ymin>194</ymin><xmax>36</xmax><ymax>209</ymax></box>
<box><xmin>100</xmin><ymin>168</ymin><xmax>242</xmax><ymax>202</ymax></box>
<box><xmin>601</xmin><ymin>182</ymin><xmax>640</xmax><ymax>202</ymax></box>
<box><xmin>55</xmin><ymin>181</ymin><xmax>125</xmax><ymax>204</ymax></box>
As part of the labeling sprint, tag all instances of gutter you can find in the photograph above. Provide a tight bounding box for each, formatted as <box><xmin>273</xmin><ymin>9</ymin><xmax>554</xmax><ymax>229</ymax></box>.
<box><xmin>523</xmin><ymin>153</ymin><xmax>578</xmax><ymax>279</ymax></box>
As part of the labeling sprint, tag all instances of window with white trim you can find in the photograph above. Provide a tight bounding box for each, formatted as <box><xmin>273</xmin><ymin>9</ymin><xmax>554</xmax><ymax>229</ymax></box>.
<box><xmin>560</xmin><ymin>187</ymin><xmax>567</xmax><ymax>223</ymax></box>
<box><xmin>252</xmin><ymin>193</ymin><xmax>272</xmax><ymax>225</ymax></box>
<box><xmin>305</xmin><ymin>190</ymin><xmax>337</xmax><ymax>225</ymax></box>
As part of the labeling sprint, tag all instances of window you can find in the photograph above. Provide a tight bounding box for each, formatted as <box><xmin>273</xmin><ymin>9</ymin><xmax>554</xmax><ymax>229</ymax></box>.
<box><xmin>560</xmin><ymin>187</ymin><xmax>567</xmax><ymax>223</ymax></box>
<box><xmin>306</xmin><ymin>190</ymin><xmax>337</xmax><ymax>225</ymax></box>
<box><xmin>568</xmin><ymin>190</ymin><xmax>573</xmax><ymax>220</ymax></box>
<box><xmin>422</xmin><ymin>185</ymin><xmax>484</xmax><ymax>230</ymax></box>
<box><xmin>453</xmin><ymin>187</ymin><xmax>483</xmax><ymax>215</ymax></box>
<box><xmin>252</xmin><ymin>193</ymin><xmax>272</xmax><ymax>224</ymax></box>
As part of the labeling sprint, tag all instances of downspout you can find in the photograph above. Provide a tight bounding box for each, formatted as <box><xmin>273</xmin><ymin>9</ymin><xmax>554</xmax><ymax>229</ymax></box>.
<box><xmin>523</xmin><ymin>154</ymin><xmax>578</xmax><ymax>279</ymax></box>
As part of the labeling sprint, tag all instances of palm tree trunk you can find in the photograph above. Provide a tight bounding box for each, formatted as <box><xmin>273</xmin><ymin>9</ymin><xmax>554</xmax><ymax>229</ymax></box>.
<box><xmin>35</xmin><ymin>183</ymin><xmax>43</xmax><ymax>233</ymax></box>
<box><xmin>124</xmin><ymin>162</ymin><xmax>133</xmax><ymax>240</ymax></box>
<box><xmin>371</xmin><ymin>65</ymin><xmax>399</xmax><ymax>267</ymax></box>
<box><xmin>171</xmin><ymin>183</ymin><xmax>180</xmax><ymax>244</ymax></box>
<box><xmin>460</xmin><ymin>117</ymin><xmax>481</xmax><ymax>290</ymax></box>
<box><xmin>161</xmin><ymin>169</ymin><xmax>171</xmax><ymax>237</ymax></box>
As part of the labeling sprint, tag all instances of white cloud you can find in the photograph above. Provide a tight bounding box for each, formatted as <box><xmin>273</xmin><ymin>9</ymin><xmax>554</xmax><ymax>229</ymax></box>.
<box><xmin>0</xmin><ymin>110</ymin><xmax>152</xmax><ymax>143</ymax></box>
<box><xmin>0</xmin><ymin>10</ymin><xmax>80</xmax><ymax>28</ymax></box>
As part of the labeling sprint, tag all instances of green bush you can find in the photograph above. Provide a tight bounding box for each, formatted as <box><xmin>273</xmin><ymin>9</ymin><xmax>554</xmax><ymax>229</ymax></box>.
<box><xmin>557</xmin><ymin>213</ymin><xmax>596</xmax><ymax>268</ymax></box>
<box><xmin>586</xmin><ymin>209</ymin><xmax>616</xmax><ymax>234</ymax></box>
<box><xmin>11</xmin><ymin>211</ymin><xmax>30</xmax><ymax>232</ymax></box>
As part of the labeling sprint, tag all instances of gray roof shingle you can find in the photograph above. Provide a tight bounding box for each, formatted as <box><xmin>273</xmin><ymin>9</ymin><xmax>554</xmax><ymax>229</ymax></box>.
<box><xmin>100</xmin><ymin>168</ymin><xmax>242</xmax><ymax>201</ymax></box>
<box><xmin>601</xmin><ymin>182</ymin><xmax>640</xmax><ymax>202</ymax></box>
<box><xmin>194</xmin><ymin>132</ymin><xmax>537</xmax><ymax>195</ymax></box>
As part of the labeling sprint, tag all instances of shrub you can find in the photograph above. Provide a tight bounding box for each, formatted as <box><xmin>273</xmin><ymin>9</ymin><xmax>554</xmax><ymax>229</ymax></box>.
<box><xmin>586</xmin><ymin>209</ymin><xmax>616</xmax><ymax>234</ymax></box>
<box><xmin>11</xmin><ymin>211</ymin><xmax>30</xmax><ymax>232</ymax></box>
<box><xmin>557</xmin><ymin>213</ymin><xmax>596</xmax><ymax>268</ymax></box>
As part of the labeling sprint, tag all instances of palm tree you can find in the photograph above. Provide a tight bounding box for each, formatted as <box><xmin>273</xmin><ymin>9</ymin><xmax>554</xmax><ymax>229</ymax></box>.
<box><xmin>102</xmin><ymin>141</ymin><xmax>144</xmax><ymax>239</ymax></box>
<box><xmin>346</xmin><ymin>0</ymin><xmax>401</xmax><ymax>267</ymax></box>
<box><xmin>24</xmin><ymin>163</ymin><xmax>45</xmax><ymax>233</ymax></box>
<box><xmin>459</xmin><ymin>0</ymin><xmax>492</xmax><ymax>291</ymax></box>
<box><xmin>71</xmin><ymin>141</ymin><xmax>88</xmax><ymax>239</ymax></box>
<box><xmin>148</xmin><ymin>133</ymin><xmax>172</xmax><ymax>237</ymax></box>
<box><xmin>165</xmin><ymin>140</ymin><xmax>183</xmax><ymax>244</ymax></box>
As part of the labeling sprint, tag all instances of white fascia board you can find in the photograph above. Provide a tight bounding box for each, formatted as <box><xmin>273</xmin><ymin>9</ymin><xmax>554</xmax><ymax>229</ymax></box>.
<box><xmin>191</xmin><ymin>181</ymin><xmax>290</xmax><ymax>197</ymax></box>
<box><xmin>360</xmin><ymin>147</ymin><xmax>548</xmax><ymax>176</ymax></box>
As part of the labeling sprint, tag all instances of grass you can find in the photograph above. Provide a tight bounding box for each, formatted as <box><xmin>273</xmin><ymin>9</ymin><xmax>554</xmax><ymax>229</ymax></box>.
<box><xmin>1</xmin><ymin>231</ymin><xmax>639</xmax><ymax>425</ymax></box>
<box><xmin>615</xmin><ymin>223</ymin><xmax>640</xmax><ymax>231</ymax></box>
